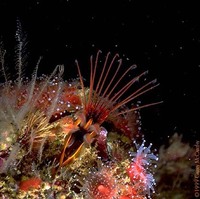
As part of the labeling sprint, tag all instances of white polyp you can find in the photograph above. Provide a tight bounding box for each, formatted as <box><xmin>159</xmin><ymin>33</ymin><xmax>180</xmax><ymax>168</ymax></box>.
<box><xmin>129</xmin><ymin>139</ymin><xmax>158</xmax><ymax>196</ymax></box>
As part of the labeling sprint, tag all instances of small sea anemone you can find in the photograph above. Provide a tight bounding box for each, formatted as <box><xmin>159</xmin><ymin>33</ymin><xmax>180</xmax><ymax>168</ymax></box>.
<box><xmin>81</xmin><ymin>165</ymin><xmax>118</xmax><ymax>199</ymax></box>
<box><xmin>127</xmin><ymin>140</ymin><xmax>158</xmax><ymax>197</ymax></box>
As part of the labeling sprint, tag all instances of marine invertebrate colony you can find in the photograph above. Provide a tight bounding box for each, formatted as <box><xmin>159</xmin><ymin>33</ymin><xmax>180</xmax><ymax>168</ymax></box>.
<box><xmin>0</xmin><ymin>24</ymin><xmax>159</xmax><ymax>198</ymax></box>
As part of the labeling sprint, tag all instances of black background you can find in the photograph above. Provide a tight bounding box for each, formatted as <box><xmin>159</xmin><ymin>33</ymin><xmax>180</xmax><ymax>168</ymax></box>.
<box><xmin>0</xmin><ymin>0</ymin><xmax>199</xmax><ymax>148</ymax></box>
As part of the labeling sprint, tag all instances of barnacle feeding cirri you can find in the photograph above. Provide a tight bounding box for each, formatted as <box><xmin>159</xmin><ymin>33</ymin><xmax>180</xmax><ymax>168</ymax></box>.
<box><xmin>0</xmin><ymin>26</ymin><xmax>160</xmax><ymax>199</ymax></box>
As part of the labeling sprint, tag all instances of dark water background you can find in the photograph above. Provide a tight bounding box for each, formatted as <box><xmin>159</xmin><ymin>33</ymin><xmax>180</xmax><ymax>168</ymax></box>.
<box><xmin>0</xmin><ymin>0</ymin><xmax>199</xmax><ymax>148</ymax></box>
